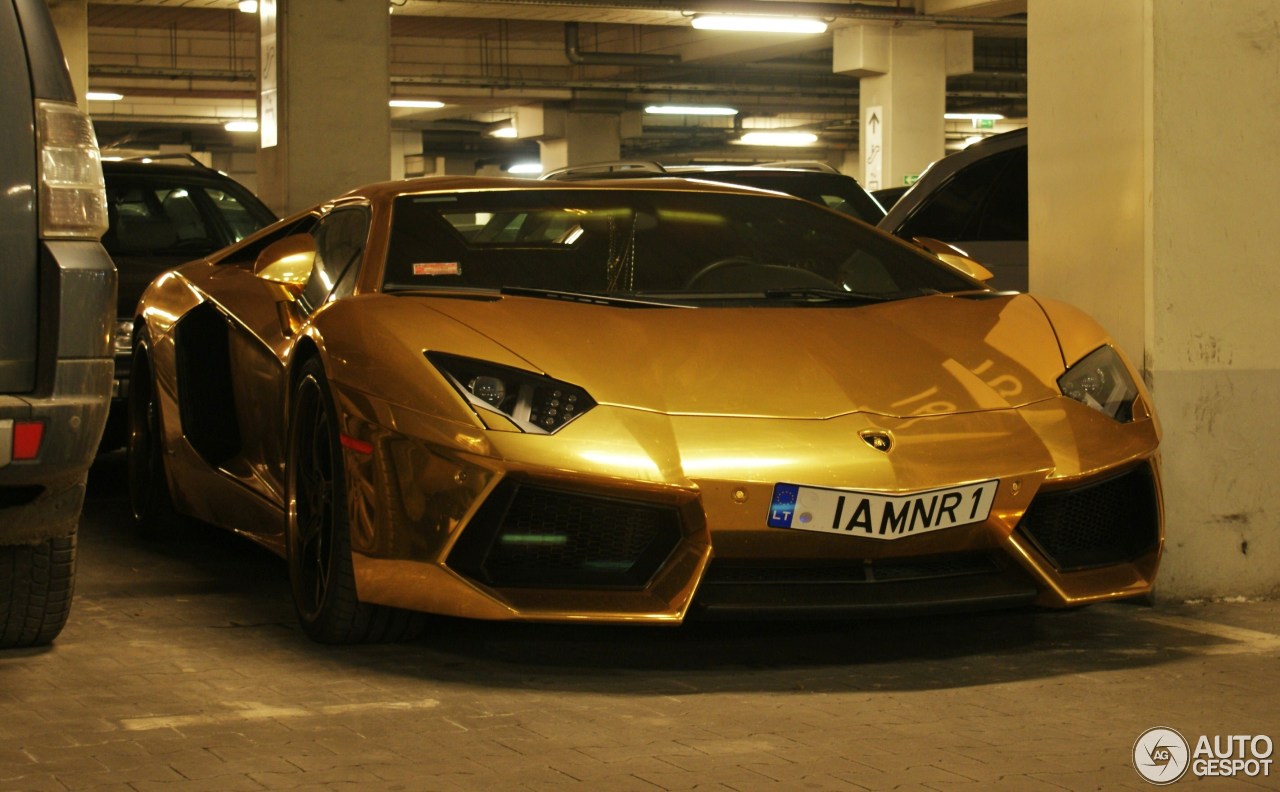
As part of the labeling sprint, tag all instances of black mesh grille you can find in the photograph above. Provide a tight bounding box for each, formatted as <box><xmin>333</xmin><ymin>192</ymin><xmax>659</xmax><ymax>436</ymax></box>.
<box><xmin>692</xmin><ymin>553</ymin><xmax>1036</xmax><ymax>618</ymax></box>
<box><xmin>703</xmin><ymin>554</ymin><xmax>999</xmax><ymax>585</ymax></box>
<box><xmin>448</xmin><ymin>482</ymin><xmax>682</xmax><ymax>589</ymax></box>
<box><xmin>1017</xmin><ymin>465</ymin><xmax>1159</xmax><ymax>572</ymax></box>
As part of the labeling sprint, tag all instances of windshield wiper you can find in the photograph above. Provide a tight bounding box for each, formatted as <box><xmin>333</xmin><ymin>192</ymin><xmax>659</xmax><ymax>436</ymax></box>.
<box><xmin>765</xmin><ymin>288</ymin><xmax>893</xmax><ymax>303</ymax></box>
<box><xmin>764</xmin><ymin>287</ymin><xmax>940</xmax><ymax>303</ymax></box>
<box><xmin>500</xmin><ymin>286</ymin><xmax>694</xmax><ymax>309</ymax></box>
<box><xmin>384</xmin><ymin>286</ymin><xmax>502</xmax><ymax>300</ymax></box>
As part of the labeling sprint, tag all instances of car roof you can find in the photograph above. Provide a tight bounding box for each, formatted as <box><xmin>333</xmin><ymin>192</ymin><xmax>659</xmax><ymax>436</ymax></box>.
<box><xmin>541</xmin><ymin>160</ymin><xmax>845</xmax><ymax>181</ymax></box>
<box><xmin>102</xmin><ymin>155</ymin><xmax>242</xmax><ymax>181</ymax></box>
<box><xmin>923</xmin><ymin>127</ymin><xmax>1026</xmax><ymax>172</ymax></box>
<box><xmin>336</xmin><ymin>174</ymin><xmax>796</xmax><ymax>203</ymax></box>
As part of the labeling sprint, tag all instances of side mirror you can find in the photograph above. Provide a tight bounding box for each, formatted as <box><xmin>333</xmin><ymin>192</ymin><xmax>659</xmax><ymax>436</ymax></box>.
<box><xmin>253</xmin><ymin>234</ymin><xmax>316</xmax><ymax>289</ymax></box>
<box><xmin>912</xmin><ymin>236</ymin><xmax>995</xmax><ymax>283</ymax></box>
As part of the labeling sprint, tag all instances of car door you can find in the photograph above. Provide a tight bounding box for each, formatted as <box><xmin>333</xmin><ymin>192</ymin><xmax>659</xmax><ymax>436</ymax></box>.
<box><xmin>181</xmin><ymin>204</ymin><xmax>371</xmax><ymax>519</ymax></box>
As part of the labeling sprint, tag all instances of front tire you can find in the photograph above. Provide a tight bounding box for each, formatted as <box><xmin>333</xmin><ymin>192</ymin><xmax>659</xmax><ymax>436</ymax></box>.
<box><xmin>287</xmin><ymin>357</ymin><xmax>423</xmax><ymax>644</ymax></box>
<box><xmin>127</xmin><ymin>336</ymin><xmax>181</xmax><ymax>540</ymax></box>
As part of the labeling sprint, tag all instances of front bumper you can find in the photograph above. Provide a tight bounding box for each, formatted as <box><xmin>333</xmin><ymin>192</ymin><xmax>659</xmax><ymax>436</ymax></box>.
<box><xmin>333</xmin><ymin>388</ymin><xmax>1163</xmax><ymax>623</ymax></box>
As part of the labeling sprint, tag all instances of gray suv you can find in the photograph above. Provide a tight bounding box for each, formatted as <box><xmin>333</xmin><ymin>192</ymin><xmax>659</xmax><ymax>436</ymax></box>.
<box><xmin>1</xmin><ymin>0</ymin><xmax>116</xmax><ymax>647</ymax></box>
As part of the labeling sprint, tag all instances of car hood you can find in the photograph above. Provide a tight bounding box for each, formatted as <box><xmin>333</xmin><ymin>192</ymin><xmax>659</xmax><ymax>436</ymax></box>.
<box><xmin>414</xmin><ymin>292</ymin><xmax>1067</xmax><ymax>420</ymax></box>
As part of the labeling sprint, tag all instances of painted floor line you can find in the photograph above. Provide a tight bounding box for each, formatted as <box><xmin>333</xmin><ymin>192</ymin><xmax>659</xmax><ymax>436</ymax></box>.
<box><xmin>120</xmin><ymin>698</ymin><xmax>440</xmax><ymax>731</ymax></box>
<box><xmin>1135</xmin><ymin>613</ymin><xmax>1280</xmax><ymax>656</ymax></box>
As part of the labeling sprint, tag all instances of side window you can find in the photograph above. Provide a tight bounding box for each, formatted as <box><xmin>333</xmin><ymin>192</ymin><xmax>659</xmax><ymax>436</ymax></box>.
<box><xmin>300</xmin><ymin>207</ymin><xmax>370</xmax><ymax>312</ymax></box>
<box><xmin>972</xmin><ymin>147</ymin><xmax>1027</xmax><ymax>241</ymax></box>
<box><xmin>158</xmin><ymin>188</ymin><xmax>211</xmax><ymax>246</ymax></box>
<box><xmin>105</xmin><ymin>184</ymin><xmax>213</xmax><ymax>254</ymax></box>
<box><xmin>898</xmin><ymin>149</ymin><xmax>1017</xmax><ymax>242</ymax></box>
<box><xmin>201</xmin><ymin>187</ymin><xmax>261</xmax><ymax>243</ymax></box>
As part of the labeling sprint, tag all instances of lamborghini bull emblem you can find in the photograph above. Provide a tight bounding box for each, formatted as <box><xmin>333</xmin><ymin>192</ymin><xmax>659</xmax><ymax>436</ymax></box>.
<box><xmin>861</xmin><ymin>431</ymin><xmax>893</xmax><ymax>453</ymax></box>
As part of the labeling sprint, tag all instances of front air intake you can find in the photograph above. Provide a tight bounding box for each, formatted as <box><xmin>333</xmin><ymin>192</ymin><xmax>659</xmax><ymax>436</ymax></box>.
<box><xmin>448</xmin><ymin>481</ymin><xmax>682</xmax><ymax>589</ymax></box>
<box><xmin>1017</xmin><ymin>464</ymin><xmax>1160</xmax><ymax>572</ymax></box>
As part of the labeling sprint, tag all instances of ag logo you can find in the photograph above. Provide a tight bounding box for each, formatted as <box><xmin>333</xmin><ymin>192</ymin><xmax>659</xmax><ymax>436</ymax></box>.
<box><xmin>1134</xmin><ymin>727</ymin><xmax>1190</xmax><ymax>785</ymax></box>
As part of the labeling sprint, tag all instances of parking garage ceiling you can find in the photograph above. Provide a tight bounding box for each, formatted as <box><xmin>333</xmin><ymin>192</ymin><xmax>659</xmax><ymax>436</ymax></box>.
<box><xmin>85</xmin><ymin>0</ymin><xmax>1026</xmax><ymax>163</ymax></box>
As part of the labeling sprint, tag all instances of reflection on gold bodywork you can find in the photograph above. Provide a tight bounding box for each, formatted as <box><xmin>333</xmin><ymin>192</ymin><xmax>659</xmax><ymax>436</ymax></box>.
<box><xmin>131</xmin><ymin>176</ymin><xmax>1164</xmax><ymax>627</ymax></box>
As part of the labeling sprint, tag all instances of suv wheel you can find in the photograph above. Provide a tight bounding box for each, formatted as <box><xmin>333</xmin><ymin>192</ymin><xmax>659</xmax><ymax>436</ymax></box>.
<box><xmin>0</xmin><ymin>525</ymin><xmax>76</xmax><ymax>649</ymax></box>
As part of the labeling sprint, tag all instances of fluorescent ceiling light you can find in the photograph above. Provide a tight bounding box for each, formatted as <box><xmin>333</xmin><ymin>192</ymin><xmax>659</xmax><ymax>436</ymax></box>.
<box><xmin>86</xmin><ymin>91</ymin><xmax>123</xmax><ymax>101</ymax></box>
<box><xmin>739</xmin><ymin>130</ymin><xmax>818</xmax><ymax>146</ymax></box>
<box><xmin>691</xmin><ymin>14</ymin><xmax>828</xmax><ymax>34</ymax></box>
<box><xmin>238</xmin><ymin>1</ymin><xmax>258</xmax><ymax>13</ymax></box>
<box><xmin>645</xmin><ymin>105</ymin><xmax>738</xmax><ymax>116</ymax></box>
<box><xmin>489</xmin><ymin>124</ymin><xmax>518</xmax><ymax>138</ymax></box>
<box><xmin>508</xmin><ymin>163</ymin><xmax>543</xmax><ymax>175</ymax></box>
<box><xmin>224</xmin><ymin>119</ymin><xmax>259</xmax><ymax>133</ymax></box>
<box><xmin>945</xmin><ymin>112</ymin><xmax>1005</xmax><ymax>121</ymax></box>
<box><xmin>390</xmin><ymin>99</ymin><xmax>445</xmax><ymax>109</ymax></box>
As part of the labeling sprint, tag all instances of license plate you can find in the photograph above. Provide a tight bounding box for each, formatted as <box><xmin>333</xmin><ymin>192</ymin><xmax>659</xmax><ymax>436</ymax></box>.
<box><xmin>767</xmin><ymin>479</ymin><xmax>997</xmax><ymax>539</ymax></box>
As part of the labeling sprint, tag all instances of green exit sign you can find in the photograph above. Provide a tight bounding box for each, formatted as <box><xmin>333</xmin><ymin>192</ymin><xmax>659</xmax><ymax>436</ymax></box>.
<box><xmin>977</xmin><ymin>118</ymin><xmax>996</xmax><ymax>129</ymax></box>
<box><xmin>904</xmin><ymin>174</ymin><xmax>919</xmax><ymax>185</ymax></box>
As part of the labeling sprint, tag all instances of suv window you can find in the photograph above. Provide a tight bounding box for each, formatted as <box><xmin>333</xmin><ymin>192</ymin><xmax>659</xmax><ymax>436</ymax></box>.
<box><xmin>898</xmin><ymin>147</ymin><xmax>1027</xmax><ymax>242</ymax></box>
<box><xmin>207</xmin><ymin>187</ymin><xmax>266</xmax><ymax>242</ymax></box>
<box><xmin>104</xmin><ymin>175</ymin><xmax>274</xmax><ymax>257</ymax></box>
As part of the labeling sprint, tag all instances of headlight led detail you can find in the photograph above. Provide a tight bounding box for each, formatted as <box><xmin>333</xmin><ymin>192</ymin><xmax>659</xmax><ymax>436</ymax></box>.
<box><xmin>428</xmin><ymin>352</ymin><xmax>596</xmax><ymax>433</ymax></box>
<box><xmin>1058</xmin><ymin>345</ymin><xmax>1139</xmax><ymax>422</ymax></box>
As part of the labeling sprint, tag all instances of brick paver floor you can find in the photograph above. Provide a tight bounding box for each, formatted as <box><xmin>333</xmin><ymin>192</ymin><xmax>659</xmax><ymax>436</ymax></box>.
<box><xmin>1</xmin><ymin>455</ymin><xmax>1275</xmax><ymax>791</ymax></box>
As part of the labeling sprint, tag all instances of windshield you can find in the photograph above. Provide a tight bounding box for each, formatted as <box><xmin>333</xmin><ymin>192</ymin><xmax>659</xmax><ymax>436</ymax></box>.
<box><xmin>383</xmin><ymin>188</ymin><xmax>980</xmax><ymax>302</ymax></box>
<box><xmin>689</xmin><ymin>171</ymin><xmax>886</xmax><ymax>224</ymax></box>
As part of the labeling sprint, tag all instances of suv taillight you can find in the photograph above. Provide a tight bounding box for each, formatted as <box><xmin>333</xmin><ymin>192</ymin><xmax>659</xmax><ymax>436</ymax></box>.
<box><xmin>36</xmin><ymin>99</ymin><xmax>108</xmax><ymax>239</ymax></box>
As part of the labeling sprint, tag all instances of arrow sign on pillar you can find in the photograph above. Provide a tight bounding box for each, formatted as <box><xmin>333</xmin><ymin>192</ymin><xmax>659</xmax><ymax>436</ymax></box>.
<box><xmin>865</xmin><ymin>106</ymin><xmax>883</xmax><ymax>190</ymax></box>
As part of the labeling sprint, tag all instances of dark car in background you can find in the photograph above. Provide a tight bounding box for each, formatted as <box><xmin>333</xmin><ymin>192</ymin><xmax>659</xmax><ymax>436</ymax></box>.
<box><xmin>542</xmin><ymin>160</ymin><xmax>886</xmax><ymax>225</ymax></box>
<box><xmin>100</xmin><ymin>157</ymin><xmax>276</xmax><ymax>446</ymax></box>
<box><xmin>1</xmin><ymin>0</ymin><xmax>116</xmax><ymax>647</ymax></box>
<box><xmin>878</xmin><ymin>128</ymin><xmax>1028</xmax><ymax>291</ymax></box>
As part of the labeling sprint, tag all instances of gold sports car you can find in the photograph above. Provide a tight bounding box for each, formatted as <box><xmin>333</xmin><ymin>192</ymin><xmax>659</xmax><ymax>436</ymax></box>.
<box><xmin>129</xmin><ymin>176</ymin><xmax>1162</xmax><ymax>643</ymax></box>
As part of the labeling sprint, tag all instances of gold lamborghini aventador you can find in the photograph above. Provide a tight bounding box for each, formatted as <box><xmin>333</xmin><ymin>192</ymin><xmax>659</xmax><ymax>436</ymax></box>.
<box><xmin>128</xmin><ymin>176</ymin><xmax>1163</xmax><ymax>643</ymax></box>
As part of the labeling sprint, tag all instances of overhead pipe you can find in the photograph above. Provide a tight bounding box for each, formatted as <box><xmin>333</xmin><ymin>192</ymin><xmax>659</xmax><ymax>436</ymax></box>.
<box><xmin>565</xmin><ymin>22</ymin><xmax>682</xmax><ymax>67</ymax></box>
<box><xmin>456</xmin><ymin>0</ymin><xmax>1025</xmax><ymax>27</ymax></box>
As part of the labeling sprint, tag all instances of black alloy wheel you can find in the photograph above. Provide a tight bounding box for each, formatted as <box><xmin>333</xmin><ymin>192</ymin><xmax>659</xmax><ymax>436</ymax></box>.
<box><xmin>127</xmin><ymin>336</ymin><xmax>180</xmax><ymax>539</ymax></box>
<box><xmin>286</xmin><ymin>357</ymin><xmax>423</xmax><ymax>643</ymax></box>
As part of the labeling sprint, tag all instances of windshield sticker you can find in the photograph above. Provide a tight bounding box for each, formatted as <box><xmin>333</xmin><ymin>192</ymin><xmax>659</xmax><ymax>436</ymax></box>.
<box><xmin>412</xmin><ymin>262</ymin><xmax>461</xmax><ymax>276</ymax></box>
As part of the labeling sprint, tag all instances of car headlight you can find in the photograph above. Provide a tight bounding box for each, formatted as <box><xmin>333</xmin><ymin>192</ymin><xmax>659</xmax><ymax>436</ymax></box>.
<box><xmin>1058</xmin><ymin>345</ymin><xmax>1139</xmax><ymax>422</ymax></box>
<box><xmin>427</xmin><ymin>352</ymin><xmax>596</xmax><ymax>434</ymax></box>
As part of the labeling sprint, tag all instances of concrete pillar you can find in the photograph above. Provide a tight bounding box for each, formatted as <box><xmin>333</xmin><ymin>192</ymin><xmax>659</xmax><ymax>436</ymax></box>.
<box><xmin>390</xmin><ymin>131</ymin><xmax>424</xmax><ymax>180</ymax></box>
<box><xmin>429</xmin><ymin>155</ymin><xmax>477</xmax><ymax>177</ymax></box>
<box><xmin>256</xmin><ymin>0</ymin><xmax>390</xmax><ymax>215</ymax></box>
<box><xmin>517</xmin><ymin>105</ymin><xmax>623</xmax><ymax>172</ymax></box>
<box><xmin>47</xmin><ymin>0</ymin><xmax>89</xmax><ymax>110</ymax></box>
<box><xmin>834</xmin><ymin>25</ymin><xmax>973</xmax><ymax>192</ymax></box>
<box><xmin>1029</xmin><ymin>0</ymin><xmax>1280</xmax><ymax>599</ymax></box>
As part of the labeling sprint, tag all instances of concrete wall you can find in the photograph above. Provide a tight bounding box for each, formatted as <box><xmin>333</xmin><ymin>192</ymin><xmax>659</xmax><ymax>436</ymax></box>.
<box><xmin>1029</xmin><ymin>0</ymin><xmax>1280</xmax><ymax>600</ymax></box>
